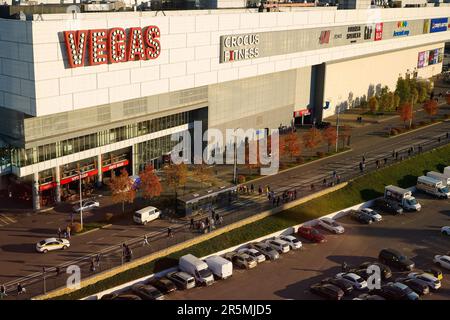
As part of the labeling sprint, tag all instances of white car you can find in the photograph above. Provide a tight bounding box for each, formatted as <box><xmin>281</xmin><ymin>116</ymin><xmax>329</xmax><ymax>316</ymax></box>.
<box><xmin>433</xmin><ymin>255</ymin><xmax>450</xmax><ymax>270</ymax></box>
<box><xmin>36</xmin><ymin>238</ymin><xmax>70</xmax><ymax>253</ymax></box>
<box><xmin>336</xmin><ymin>272</ymin><xmax>368</xmax><ymax>290</ymax></box>
<box><xmin>318</xmin><ymin>217</ymin><xmax>345</xmax><ymax>234</ymax></box>
<box><xmin>408</xmin><ymin>272</ymin><xmax>441</xmax><ymax>290</ymax></box>
<box><xmin>72</xmin><ymin>200</ymin><xmax>100</xmax><ymax>213</ymax></box>
<box><xmin>237</xmin><ymin>248</ymin><xmax>266</xmax><ymax>263</ymax></box>
<box><xmin>265</xmin><ymin>239</ymin><xmax>290</xmax><ymax>253</ymax></box>
<box><xmin>360</xmin><ymin>208</ymin><xmax>383</xmax><ymax>222</ymax></box>
<box><xmin>441</xmin><ymin>226</ymin><xmax>450</xmax><ymax>236</ymax></box>
<box><xmin>278</xmin><ymin>235</ymin><xmax>302</xmax><ymax>250</ymax></box>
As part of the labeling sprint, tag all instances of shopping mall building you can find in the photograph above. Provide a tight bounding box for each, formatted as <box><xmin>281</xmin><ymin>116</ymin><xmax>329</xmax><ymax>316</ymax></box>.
<box><xmin>0</xmin><ymin>4</ymin><xmax>448</xmax><ymax>210</ymax></box>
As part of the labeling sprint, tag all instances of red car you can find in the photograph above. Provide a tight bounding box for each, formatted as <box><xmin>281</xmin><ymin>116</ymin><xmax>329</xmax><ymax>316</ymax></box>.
<box><xmin>297</xmin><ymin>226</ymin><xmax>326</xmax><ymax>243</ymax></box>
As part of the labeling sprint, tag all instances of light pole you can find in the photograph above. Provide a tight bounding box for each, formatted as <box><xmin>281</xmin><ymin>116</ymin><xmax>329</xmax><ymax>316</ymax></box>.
<box><xmin>335</xmin><ymin>106</ymin><xmax>340</xmax><ymax>153</ymax></box>
<box><xmin>77</xmin><ymin>170</ymin><xmax>83</xmax><ymax>230</ymax></box>
<box><xmin>233</xmin><ymin>142</ymin><xmax>237</xmax><ymax>185</ymax></box>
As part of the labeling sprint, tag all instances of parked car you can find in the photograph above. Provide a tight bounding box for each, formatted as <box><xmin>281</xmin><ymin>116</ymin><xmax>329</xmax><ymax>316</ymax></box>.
<box><xmin>278</xmin><ymin>235</ymin><xmax>302</xmax><ymax>250</ymax></box>
<box><xmin>264</xmin><ymin>239</ymin><xmax>290</xmax><ymax>253</ymax></box>
<box><xmin>318</xmin><ymin>217</ymin><xmax>345</xmax><ymax>234</ymax></box>
<box><xmin>390</xmin><ymin>282</ymin><xmax>420</xmax><ymax>300</ymax></box>
<box><xmin>335</xmin><ymin>272</ymin><xmax>368</xmax><ymax>290</ymax></box>
<box><xmin>223</xmin><ymin>252</ymin><xmax>257</xmax><ymax>269</ymax></box>
<box><xmin>348</xmin><ymin>268</ymin><xmax>371</xmax><ymax>281</ymax></box>
<box><xmin>373</xmin><ymin>198</ymin><xmax>403</xmax><ymax>215</ymax></box>
<box><xmin>100</xmin><ymin>293</ymin><xmax>141</xmax><ymax>300</ymax></box>
<box><xmin>165</xmin><ymin>271</ymin><xmax>196</xmax><ymax>290</ymax></box>
<box><xmin>237</xmin><ymin>248</ymin><xmax>266</xmax><ymax>263</ymax></box>
<box><xmin>359</xmin><ymin>208</ymin><xmax>383</xmax><ymax>221</ymax></box>
<box><xmin>72</xmin><ymin>199</ymin><xmax>99</xmax><ymax>213</ymax></box>
<box><xmin>248</xmin><ymin>242</ymin><xmax>280</xmax><ymax>260</ymax></box>
<box><xmin>407</xmin><ymin>272</ymin><xmax>441</xmax><ymax>290</ymax></box>
<box><xmin>315</xmin><ymin>121</ymin><xmax>331</xmax><ymax>130</ymax></box>
<box><xmin>395</xmin><ymin>277</ymin><xmax>430</xmax><ymax>296</ymax></box>
<box><xmin>36</xmin><ymin>238</ymin><xmax>70</xmax><ymax>253</ymax></box>
<box><xmin>148</xmin><ymin>277</ymin><xmax>177</xmax><ymax>294</ymax></box>
<box><xmin>349</xmin><ymin>210</ymin><xmax>373</xmax><ymax>224</ymax></box>
<box><xmin>354</xmin><ymin>293</ymin><xmax>385</xmax><ymax>300</ymax></box>
<box><xmin>309</xmin><ymin>283</ymin><xmax>344</xmax><ymax>300</ymax></box>
<box><xmin>378</xmin><ymin>248</ymin><xmax>415</xmax><ymax>271</ymax></box>
<box><xmin>441</xmin><ymin>226</ymin><xmax>450</xmax><ymax>236</ymax></box>
<box><xmin>359</xmin><ymin>261</ymin><xmax>392</xmax><ymax>280</ymax></box>
<box><xmin>297</xmin><ymin>226</ymin><xmax>326</xmax><ymax>243</ymax></box>
<box><xmin>320</xmin><ymin>277</ymin><xmax>353</xmax><ymax>295</ymax></box>
<box><xmin>131</xmin><ymin>283</ymin><xmax>164</xmax><ymax>300</ymax></box>
<box><xmin>424</xmin><ymin>267</ymin><xmax>444</xmax><ymax>280</ymax></box>
<box><xmin>372</xmin><ymin>283</ymin><xmax>413</xmax><ymax>300</ymax></box>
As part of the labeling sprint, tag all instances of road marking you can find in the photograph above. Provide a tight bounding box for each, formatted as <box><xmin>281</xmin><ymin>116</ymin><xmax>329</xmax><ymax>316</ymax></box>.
<box><xmin>97</xmin><ymin>237</ymin><xmax>104</xmax><ymax>241</ymax></box>
<box><xmin>0</xmin><ymin>214</ymin><xmax>16</xmax><ymax>223</ymax></box>
<box><xmin>0</xmin><ymin>216</ymin><xmax>9</xmax><ymax>224</ymax></box>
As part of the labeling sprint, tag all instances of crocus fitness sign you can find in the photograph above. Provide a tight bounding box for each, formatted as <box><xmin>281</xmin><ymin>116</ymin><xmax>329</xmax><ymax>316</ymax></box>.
<box><xmin>63</xmin><ymin>26</ymin><xmax>161</xmax><ymax>68</ymax></box>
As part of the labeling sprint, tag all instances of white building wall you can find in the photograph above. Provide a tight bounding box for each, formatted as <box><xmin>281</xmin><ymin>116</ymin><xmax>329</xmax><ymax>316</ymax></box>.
<box><xmin>0</xmin><ymin>8</ymin><xmax>449</xmax><ymax>117</ymax></box>
<box><xmin>322</xmin><ymin>42</ymin><xmax>444</xmax><ymax>118</ymax></box>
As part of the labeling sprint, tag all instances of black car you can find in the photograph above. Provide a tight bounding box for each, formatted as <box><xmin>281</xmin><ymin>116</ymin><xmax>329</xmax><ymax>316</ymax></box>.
<box><xmin>359</xmin><ymin>261</ymin><xmax>392</xmax><ymax>280</ymax></box>
<box><xmin>348</xmin><ymin>268</ymin><xmax>371</xmax><ymax>281</ymax></box>
<box><xmin>100</xmin><ymin>293</ymin><xmax>142</xmax><ymax>300</ymax></box>
<box><xmin>320</xmin><ymin>277</ymin><xmax>353</xmax><ymax>295</ymax></box>
<box><xmin>148</xmin><ymin>277</ymin><xmax>177</xmax><ymax>294</ymax></box>
<box><xmin>356</xmin><ymin>293</ymin><xmax>385</xmax><ymax>300</ymax></box>
<box><xmin>310</xmin><ymin>283</ymin><xmax>344</xmax><ymax>300</ymax></box>
<box><xmin>349</xmin><ymin>210</ymin><xmax>373</xmax><ymax>224</ymax></box>
<box><xmin>373</xmin><ymin>198</ymin><xmax>403</xmax><ymax>215</ymax></box>
<box><xmin>372</xmin><ymin>284</ymin><xmax>409</xmax><ymax>300</ymax></box>
<box><xmin>396</xmin><ymin>277</ymin><xmax>430</xmax><ymax>296</ymax></box>
<box><xmin>378</xmin><ymin>248</ymin><xmax>415</xmax><ymax>271</ymax></box>
<box><xmin>131</xmin><ymin>283</ymin><xmax>164</xmax><ymax>300</ymax></box>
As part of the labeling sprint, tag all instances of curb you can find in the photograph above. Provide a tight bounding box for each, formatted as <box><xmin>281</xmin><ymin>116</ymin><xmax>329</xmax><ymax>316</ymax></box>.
<box><xmin>386</xmin><ymin>120</ymin><xmax>444</xmax><ymax>139</ymax></box>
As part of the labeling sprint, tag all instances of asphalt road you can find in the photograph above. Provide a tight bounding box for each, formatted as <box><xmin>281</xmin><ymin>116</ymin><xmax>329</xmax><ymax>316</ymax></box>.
<box><xmin>0</xmin><ymin>103</ymin><xmax>449</xmax><ymax>298</ymax></box>
<box><xmin>168</xmin><ymin>195</ymin><xmax>450</xmax><ymax>300</ymax></box>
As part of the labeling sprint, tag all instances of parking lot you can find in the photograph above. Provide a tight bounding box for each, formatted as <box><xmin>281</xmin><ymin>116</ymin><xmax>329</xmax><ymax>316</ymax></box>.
<box><xmin>165</xmin><ymin>195</ymin><xmax>449</xmax><ymax>300</ymax></box>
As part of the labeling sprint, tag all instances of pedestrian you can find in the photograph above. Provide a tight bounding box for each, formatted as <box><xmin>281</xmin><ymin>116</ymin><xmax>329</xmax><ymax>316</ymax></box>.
<box><xmin>250</xmin><ymin>184</ymin><xmax>254</xmax><ymax>193</ymax></box>
<box><xmin>375</xmin><ymin>159</ymin><xmax>379</xmax><ymax>169</ymax></box>
<box><xmin>167</xmin><ymin>227</ymin><xmax>173</xmax><ymax>238</ymax></box>
<box><xmin>341</xmin><ymin>262</ymin><xmax>348</xmax><ymax>272</ymax></box>
<box><xmin>395</xmin><ymin>152</ymin><xmax>399</xmax><ymax>160</ymax></box>
<box><xmin>218</xmin><ymin>215</ymin><xmax>223</xmax><ymax>225</ymax></box>
<box><xmin>57</xmin><ymin>227</ymin><xmax>62</xmax><ymax>239</ymax></box>
<box><xmin>17</xmin><ymin>283</ymin><xmax>25</xmax><ymax>295</ymax></box>
<box><xmin>362</xmin><ymin>155</ymin><xmax>366</xmax><ymax>163</ymax></box>
<box><xmin>0</xmin><ymin>285</ymin><xmax>7</xmax><ymax>299</ymax></box>
<box><xmin>190</xmin><ymin>218</ymin><xmax>194</xmax><ymax>229</ymax></box>
<box><xmin>95</xmin><ymin>253</ymin><xmax>100</xmax><ymax>267</ymax></box>
<box><xmin>359</xmin><ymin>162</ymin><xmax>364</xmax><ymax>173</ymax></box>
<box><xmin>407</xmin><ymin>149</ymin><xmax>411</xmax><ymax>157</ymax></box>
<box><xmin>322</xmin><ymin>178</ymin><xmax>327</xmax><ymax>186</ymax></box>
<box><xmin>55</xmin><ymin>267</ymin><xmax>61</xmax><ymax>276</ymax></box>
<box><xmin>66</xmin><ymin>225</ymin><xmax>71</xmax><ymax>239</ymax></box>
<box><xmin>336</xmin><ymin>175</ymin><xmax>341</xmax><ymax>184</ymax></box>
<box><xmin>384</xmin><ymin>158</ymin><xmax>387</xmax><ymax>165</ymax></box>
<box><xmin>276</xmin><ymin>196</ymin><xmax>280</xmax><ymax>206</ymax></box>
<box><xmin>332</xmin><ymin>170</ymin><xmax>337</xmax><ymax>180</ymax></box>
<box><xmin>310</xmin><ymin>183</ymin><xmax>315</xmax><ymax>191</ymax></box>
<box><xmin>392</xmin><ymin>150</ymin><xmax>395</xmax><ymax>158</ymax></box>
<box><xmin>90</xmin><ymin>258</ymin><xmax>96</xmax><ymax>272</ymax></box>
<box><xmin>294</xmin><ymin>190</ymin><xmax>297</xmax><ymax>199</ymax></box>
<box><xmin>258</xmin><ymin>186</ymin><xmax>262</xmax><ymax>195</ymax></box>
<box><xmin>215</xmin><ymin>213</ymin><xmax>220</xmax><ymax>223</ymax></box>
<box><xmin>272</xmin><ymin>197</ymin><xmax>276</xmax><ymax>207</ymax></box>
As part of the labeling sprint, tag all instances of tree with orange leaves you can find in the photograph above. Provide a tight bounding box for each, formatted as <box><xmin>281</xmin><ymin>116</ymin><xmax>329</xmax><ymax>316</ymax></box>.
<box><xmin>423</xmin><ymin>99</ymin><xmax>439</xmax><ymax>120</ymax></box>
<box><xmin>322</xmin><ymin>126</ymin><xmax>337</xmax><ymax>152</ymax></box>
<box><xmin>139</xmin><ymin>165</ymin><xmax>162</xmax><ymax>200</ymax></box>
<box><xmin>303</xmin><ymin>128</ymin><xmax>322</xmax><ymax>150</ymax></box>
<box><xmin>398</xmin><ymin>103</ymin><xmax>413</xmax><ymax>128</ymax></box>
<box><xmin>245</xmin><ymin>140</ymin><xmax>261</xmax><ymax>175</ymax></box>
<box><xmin>280</xmin><ymin>132</ymin><xmax>301</xmax><ymax>160</ymax></box>
<box><xmin>446</xmin><ymin>93</ymin><xmax>450</xmax><ymax>105</ymax></box>
<box><xmin>109</xmin><ymin>168</ymin><xmax>136</xmax><ymax>213</ymax></box>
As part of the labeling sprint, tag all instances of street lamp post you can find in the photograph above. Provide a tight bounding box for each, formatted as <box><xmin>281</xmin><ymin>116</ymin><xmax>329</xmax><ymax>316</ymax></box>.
<box><xmin>335</xmin><ymin>106</ymin><xmax>340</xmax><ymax>153</ymax></box>
<box><xmin>78</xmin><ymin>170</ymin><xmax>83</xmax><ymax>230</ymax></box>
<box><xmin>233</xmin><ymin>142</ymin><xmax>237</xmax><ymax>185</ymax></box>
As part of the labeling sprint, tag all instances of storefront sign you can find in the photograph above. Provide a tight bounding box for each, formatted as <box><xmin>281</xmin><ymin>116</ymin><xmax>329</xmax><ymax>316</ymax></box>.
<box><xmin>220</xmin><ymin>33</ymin><xmax>260</xmax><ymax>63</ymax></box>
<box><xmin>63</xmin><ymin>26</ymin><xmax>161</xmax><ymax>68</ymax></box>
<box><xmin>363</xmin><ymin>25</ymin><xmax>373</xmax><ymax>40</ymax></box>
<box><xmin>393</xmin><ymin>21</ymin><xmax>410</xmax><ymax>37</ymax></box>
<box><xmin>374</xmin><ymin>23</ymin><xmax>383</xmax><ymax>41</ymax></box>
<box><xmin>60</xmin><ymin>169</ymin><xmax>98</xmax><ymax>185</ymax></box>
<box><xmin>102</xmin><ymin>159</ymin><xmax>129</xmax><ymax>172</ymax></box>
<box><xmin>423</xmin><ymin>19</ymin><xmax>430</xmax><ymax>34</ymax></box>
<box><xmin>417</xmin><ymin>47</ymin><xmax>443</xmax><ymax>68</ymax></box>
<box><xmin>319</xmin><ymin>30</ymin><xmax>331</xmax><ymax>44</ymax></box>
<box><xmin>430</xmin><ymin>18</ymin><xmax>448</xmax><ymax>33</ymax></box>
<box><xmin>293</xmin><ymin>109</ymin><xmax>311</xmax><ymax>117</ymax></box>
<box><xmin>346</xmin><ymin>26</ymin><xmax>361</xmax><ymax>42</ymax></box>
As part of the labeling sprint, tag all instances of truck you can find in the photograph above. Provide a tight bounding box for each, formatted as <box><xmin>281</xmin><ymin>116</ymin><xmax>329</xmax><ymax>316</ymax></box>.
<box><xmin>417</xmin><ymin>176</ymin><xmax>450</xmax><ymax>199</ymax></box>
<box><xmin>444</xmin><ymin>166</ymin><xmax>450</xmax><ymax>178</ymax></box>
<box><xmin>384</xmin><ymin>185</ymin><xmax>421</xmax><ymax>211</ymax></box>
<box><xmin>426</xmin><ymin>171</ymin><xmax>450</xmax><ymax>187</ymax></box>
<box><xmin>179</xmin><ymin>254</ymin><xmax>214</xmax><ymax>286</ymax></box>
<box><xmin>204</xmin><ymin>255</ymin><xmax>233</xmax><ymax>280</ymax></box>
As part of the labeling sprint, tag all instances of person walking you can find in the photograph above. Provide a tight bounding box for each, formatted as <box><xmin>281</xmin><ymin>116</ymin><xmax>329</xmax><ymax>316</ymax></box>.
<box><xmin>0</xmin><ymin>285</ymin><xmax>7</xmax><ymax>299</ymax></box>
<box><xmin>95</xmin><ymin>254</ymin><xmax>101</xmax><ymax>267</ymax></box>
<box><xmin>143</xmin><ymin>235</ymin><xmax>149</xmax><ymax>246</ymax></box>
<box><xmin>17</xmin><ymin>283</ymin><xmax>26</xmax><ymax>295</ymax></box>
<box><xmin>90</xmin><ymin>258</ymin><xmax>96</xmax><ymax>272</ymax></box>
<box><xmin>55</xmin><ymin>267</ymin><xmax>61</xmax><ymax>277</ymax></box>
<box><xmin>190</xmin><ymin>218</ymin><xmax>194</xmax><ymax>229</ymax></box>
<box><xmin>384</xmin><ymin>158</ymin><xmax>387</xmax><ymax>165</ymax></box>
<box><xmin>322</xmin><ymin>178</ymin><xmax>327</xmax><ymax>186</ymax></box>
<box><xmin>375</xmin><ymin>159</ymin><xmax>380</xmax><ymax>169</ymax></box>
<box><xmin>359</xmin><ymin>162</ymin><xmax>364</xmax><ymax>173</ymax></box>
<box><xmin>336</xmin><ymin>175</ymin><xmax>341</xmax><ymax>184</ymax></box>
<box><xmin>167</xmin><ymin>227</ymin><xmax>173</xmax><ymax>238</ymax></box>
<box><xmin>57</xmin><ymin>227</ymin><xmax>62</xmax><ymax>239</ymax></box>
<box><xmin>250</xmin><ymin>184</ymin><xmax>254</xmax><ymax>193</ymax></box>
<box><xmin>258</xmin><ymin>186</ymin><xmax>262</xmax><ymax>195</ymax></box>
<box><xmin>66</xmin><ymin>225</ymin><xmax>71</xmax><ymax>239</ymax></box>
<box><xmin>341</xmin><ymin>262</ymin><xmax>348</xmax><ymax>272</ymax></box>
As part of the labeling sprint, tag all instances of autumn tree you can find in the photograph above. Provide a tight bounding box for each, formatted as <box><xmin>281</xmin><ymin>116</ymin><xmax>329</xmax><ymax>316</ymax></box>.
<box><xmin>339</xmin><ymin>125</ymin><xmax>352</xmax><ymax>148</ymax></box>
<box><xmin>322</xmin><ymin>126</ymin><xmax>337</xmax><ymax>152</ymax></box>
<box><xmin>163</xmin><ymin>163</ymin><xmax>188</xmax><ymax>201</ymax></box>
<box><xmin>109</xmin><ymin>168</ymin><xmax>136</xmax><ymax>213</ymax></box>
<box><xmin>368</xmin><ymin>96</ymin><xmax>379</xmax><ymax>114</ymax></box>
<box><xmin>423</xmin><ymin>99</ymin><xmax>439</xmax><ymax>120</ymax></box>
<box><xmin>280</xmin><ymin>132</ymin><xmax>301</xmax><ymax>160</ymax></box>
<box><xmin>192</xmin><ymin>156</ymin><xmax>213</xmax><ymax>185</ymax></box>
<box><xmin>303</xmin><ymin>128</ymin><xmax>322</xmax><ymax>150</ymax></box>
<box><xmin>395</xmin><ymin>76</ymin><xmax>411</xmax><ymax>105</ymax></box>
<box><xmin>139</xmin><ymin>165</ymin><xmax>162</xmax><ymax>200</ymax></box>
<box><xmin>399</xmin><ymin>103</ymin><xmax>413</xmax><ymax>128</ymax></box>
<box><xmin>245</xmin><ymin>140</ymin><xmax>261</xmax><ymax>175</ymax></box>
<box><xmin>446</xmin><ymin>93</ymin><xmax>450</xmax><ymax>105</ymax></box>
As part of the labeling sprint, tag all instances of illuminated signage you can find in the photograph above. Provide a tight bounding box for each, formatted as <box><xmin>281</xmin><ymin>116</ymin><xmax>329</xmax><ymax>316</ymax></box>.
<box><xmin>63</xmin><ymin>26</ymin><xmax>161</xmax><ymax>68</ymax></box>
<box><xmin>319</xmin><ymin>30</ymin><xmax>331</xmax><ymax>44</ymax></box>
<box><xmin>417</xmin><ymin>47</ymin><xmax>444</xmax><ymax>68</ymax></box>
<box><xmin>220</xmin><ymin>34</ymin><xmax>260</xmax><ymax>62</ymax></box>
<box><xmin>363</xmin><ymin>26</ymin><xmax>373</xmax><ymax>40</ymax></box>
<box><xmin>374</xmin><ymin>23</ymin><xmax>383</xmax><ymax>41</ymax></box>
<box><xmin>430</xmin><ymin>18</ymin><xmax>448</xmax><ymax>33</ymax></box>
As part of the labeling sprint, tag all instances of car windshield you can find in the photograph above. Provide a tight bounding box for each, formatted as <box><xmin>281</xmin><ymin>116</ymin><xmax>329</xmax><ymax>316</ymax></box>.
<box><xmin>407</xmin><ymin>198</ymin><xmax>417</xmax><ymax>205</ymax></box>
<box><xmin>398</xmin><ymin>255</ymin><xmax>407</xmax><ymax>261</ymax></box>
<box><xmin>331</xmin><ymin>222</ymin><xmax>339</xmax><ymax>227</ymax></box>
<box><xmin>134</xmin><ymin>213</ymin><xmax>141</xmax><ymax>218</ymax></box>
<box><xmin>356</xmin><ymin>278</ymin><xmax>364</xmax><ymax>283</ymax></box>
<box><xmin>245</xmin><ymin>257</ymin><xmax>254</xmax><ymax>262</ymax></box>
<box><xmin>439</xmin><ymin>187</ymin><xmax>449</xmax><ymax>193</ymax></box>
<box><xmin>39</xmin><ymin>240</ymin><xmax>46</xmax><ymax>245</ymax></box>
<box><xmin>198</xmin><ymin>269</ymin><xmax>211</xmax><ymax>278</ymax></box>
<box><xmin>292</xmin><ymin>238</ymin><xmax>300</xmax><ymax>243</ymax></box>
<box><xmin>311</xmin><ymin>229</ymin><xmax>320</xmax><ymax>235</ymax></box>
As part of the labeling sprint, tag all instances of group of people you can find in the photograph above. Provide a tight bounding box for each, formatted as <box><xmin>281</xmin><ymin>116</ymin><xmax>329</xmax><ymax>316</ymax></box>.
<box><xmin>238</xmin><ymin>184</ymin><xmax>254</xmax><ymax>194</ymax></box>
<box><xmin>190</xmin><ymin>210</ymin><xmax>223</xmax><ymax>234</ymax></box>
<box><xmin>57</xmin><ymin>226</ymin><xmax>71</xmax><ymax>239</ymax></box>
<box><xmin>0</xmin><ymin>283</ymin><xmax>26</xmax><ymax>299</ymax></box>
<box><xmin>121</xmin><ymin>243</ymin><xmax>133</xmax><ymax>262</ymax></box>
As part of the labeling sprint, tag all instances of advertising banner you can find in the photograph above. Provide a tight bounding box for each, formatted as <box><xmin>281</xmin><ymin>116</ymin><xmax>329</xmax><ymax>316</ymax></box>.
<box><xmin>430</xmin><ymin>18</ymin><xmax>448</xmax><ymax>33</ymax></box>
<box><xmin>417</xmin><ymin>51</ymin><xmax>426</xmax><ymax>68</ymax></box>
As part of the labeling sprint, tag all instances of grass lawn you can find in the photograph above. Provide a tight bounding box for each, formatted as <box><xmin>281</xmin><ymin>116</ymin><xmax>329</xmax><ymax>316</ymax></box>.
<box><xmin>54</xmin><ymin>144</ymin><xmax>450</xmax><ymax>300</ymax></box>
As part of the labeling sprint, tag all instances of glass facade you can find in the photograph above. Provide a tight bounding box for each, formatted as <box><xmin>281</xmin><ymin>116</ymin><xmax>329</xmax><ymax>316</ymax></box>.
<box><xmin>11</xmin><ymin>112</ymin><xmax>189</xmax><ymax>168</ymax></box>
<box><xmin>136</xmin><ymin>135</ymin><xmax>179</xmax><ymax>172</ymax></box>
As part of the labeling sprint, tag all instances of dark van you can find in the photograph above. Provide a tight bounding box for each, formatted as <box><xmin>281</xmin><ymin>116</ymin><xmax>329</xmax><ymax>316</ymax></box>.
<box><xmin>378</xmin><ymin>248</ymin><xmax>415</xmax><ymax>271</ymax></box>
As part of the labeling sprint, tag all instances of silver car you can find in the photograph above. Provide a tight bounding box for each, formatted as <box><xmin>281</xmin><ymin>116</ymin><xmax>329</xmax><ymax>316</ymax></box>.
<box><xmin>248</xmin><ymin>242</ymin><xmax>280</xmax><ymax>260</ymax></box>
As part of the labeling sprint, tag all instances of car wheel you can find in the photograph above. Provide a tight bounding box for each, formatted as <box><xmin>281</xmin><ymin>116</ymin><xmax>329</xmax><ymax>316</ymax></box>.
<box><xmin>62</xmin><ymin>245</ymin><xmax>68</xmax><ymax>250</ymax></box>
<box><xmin>43</xmin><ymin>249</ymin><xmax>48</xmax><ymax>254</ymax></box>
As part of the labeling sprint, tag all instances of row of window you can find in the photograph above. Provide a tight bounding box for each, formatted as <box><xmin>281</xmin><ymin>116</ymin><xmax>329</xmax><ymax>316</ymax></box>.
<box><xmin>11</xmin><ymin>112</ymin><xmax>189</xmax><ymax>168</ymax></box>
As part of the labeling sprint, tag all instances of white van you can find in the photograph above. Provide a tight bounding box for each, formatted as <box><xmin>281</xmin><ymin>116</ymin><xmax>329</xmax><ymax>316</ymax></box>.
<box><xmin>426</xmin><ymin>171</ymin><xmax>450</xmax><ymax>187</ymax></box>
<box><xmin>204</xmin><ymin>255</ymin><xmax>233</xmax><ymax>280</ymax></box>
<box><xmin>179</xmin><ymin>254</ymin><xmax>214</xmax><ymax>286</ymax></box>
<box><xmin>444</xmin><ymin>166</ymin><xmax>450</xmax><ymax>178</ymax></box>
<box><xmin>133</xmin><ymin>206</ymin><xmax>160</xmax><ymax>225</ymax></box>
<box><xmin>417</xmin><ymin>176</ymin><xmax>450</xmax><ymax>199</ymax></box>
